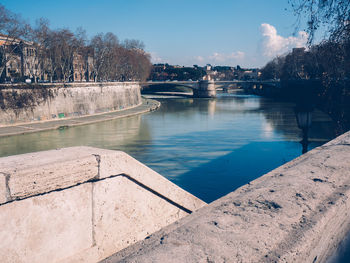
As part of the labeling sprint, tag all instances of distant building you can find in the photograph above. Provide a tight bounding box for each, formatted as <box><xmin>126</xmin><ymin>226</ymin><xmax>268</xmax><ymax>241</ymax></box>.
<box><xmin>72</xmin><ymin>51</ymin><xmax>94</xmax><ymax>82</ymax></box>
<box><xmin>234</xmin><ymin>67</ymin><xmax>260</xmax><ymax>80</ymax></box>
<box><xmin>0</xmin><ymin>34</ymin><xmax>94</xmax><ymax>83</ymax></box>
<box><xmin>0</xmin><ymin>34</ymin><xmax>44</xmax><ymax>82</ymax></box>
<box><xmin>148</xmin><ymin>63</ymin><xmax>260</xmax><ymax>82</ymax></box>
<box><xmin>153</xmin><ymin>64</ymin><xmax>168</xmax><ymax>72</ymax></box>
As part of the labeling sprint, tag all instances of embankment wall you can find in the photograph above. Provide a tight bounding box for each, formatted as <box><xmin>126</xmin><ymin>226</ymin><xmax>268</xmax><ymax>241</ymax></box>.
<box><xmin>0</xmin><ymin>82</ymin><xmax>141</xmax><ymax>126</ymax></box>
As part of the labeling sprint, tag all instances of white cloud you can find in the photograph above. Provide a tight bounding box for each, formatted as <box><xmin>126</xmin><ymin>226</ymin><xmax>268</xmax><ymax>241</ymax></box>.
<box><xmin>260</xmin><ymin>23</ymin><xmax>308</xmax><ymax>57</ymax></box>
<box><xmin>209</xmin><ymin>51</ymin><xmax>245</xmax><ymax>63</ymax></box>
<box><xmin>230</xmin><ymin>51</ymin><xmax>245</xmax><ymax>60</ymax></box>
<box><xmin>190</xmin><ymin>51</ymin><xmax>246</xmax><ymax>66</ymax></box>
<box><xmin>196</xmin><ymin>51</ymin><xmax>245</xmax><ymax>65</ymax></box>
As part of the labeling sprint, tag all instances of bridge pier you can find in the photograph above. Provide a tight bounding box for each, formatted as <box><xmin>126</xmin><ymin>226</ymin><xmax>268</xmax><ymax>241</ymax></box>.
<box><xmin>193</xmin><ymin>80</ymin><xmax>216</xmax><ymax>98</ymax></box>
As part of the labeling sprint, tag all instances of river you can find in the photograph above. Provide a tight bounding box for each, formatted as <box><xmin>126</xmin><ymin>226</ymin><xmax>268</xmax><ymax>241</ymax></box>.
<box><xmin>0</xmin><ymin>90</ymin><xmax>336</xmax><ymax>203</ymax></box>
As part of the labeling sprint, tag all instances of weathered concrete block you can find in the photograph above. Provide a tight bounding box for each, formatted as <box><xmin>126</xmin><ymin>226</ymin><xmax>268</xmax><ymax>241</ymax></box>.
<box><xmin>0</xmin><ymin>147</ymin><xmax>98</xmax><ymax>204</ymax></box>
<box><xmin>92</xmin><ymin>176</ymin><xmax>189</xmax><ymax>260</ymax></box>
<box><xmin>0</xmin><ymin>183</ymin><xmax>93</xmax><ymax>263</ymax></box>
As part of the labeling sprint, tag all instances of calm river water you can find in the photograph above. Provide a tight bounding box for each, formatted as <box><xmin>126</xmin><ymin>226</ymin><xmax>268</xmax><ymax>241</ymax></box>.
<box><xmin>0</xmin><ymin>91</ymin><xmax>336</xmax><ymax>203</ymax></box>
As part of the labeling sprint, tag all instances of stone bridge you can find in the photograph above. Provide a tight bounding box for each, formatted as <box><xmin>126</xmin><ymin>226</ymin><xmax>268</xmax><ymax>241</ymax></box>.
<box><xmin>140</xmin><ymin>80</ymin><xmax>280</xmax><ymax>98</ymax></box>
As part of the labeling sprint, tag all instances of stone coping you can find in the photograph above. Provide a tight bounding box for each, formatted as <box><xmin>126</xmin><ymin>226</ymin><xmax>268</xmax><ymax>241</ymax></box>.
<box><xmin>103</xmin><ymin>131</ymin><xmax>350</xmax><ymax>263</ymax></box>
<box><xmin>0</xmin><ymin>81</ymin><xmax>140</xmax><ymax>89</ymax></box>
<box><xmin>0</xmin><ymin>98</ymin><xmax>160</xmax><ymax>138</ymax></box>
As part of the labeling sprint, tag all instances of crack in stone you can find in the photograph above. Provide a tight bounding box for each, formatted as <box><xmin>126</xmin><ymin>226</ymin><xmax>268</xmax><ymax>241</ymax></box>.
<box><xmin>0</xmin><ymin>172</ymin><xmax>12</xmax><ymax>202</ymax></box>
<box><xmin>92</xmin><ymin>154</ymin><xmax>101</xmax><ymax>180</ymax></box>
<box><xmin>91</xmin><ymin>154</ymin><xmax>101</xmax><ymax>247</ymax></box>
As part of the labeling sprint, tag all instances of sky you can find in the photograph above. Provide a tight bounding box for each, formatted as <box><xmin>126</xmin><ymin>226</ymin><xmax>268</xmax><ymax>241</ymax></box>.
<box><xmin>1</xmin><ymin>0</ymin><xmax>311</xmax><ymax>68</ymax></box>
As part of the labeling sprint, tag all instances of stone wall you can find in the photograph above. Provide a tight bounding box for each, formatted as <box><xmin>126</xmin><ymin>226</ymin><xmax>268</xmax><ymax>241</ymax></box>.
<box><xmin>0</xmin><ymin>82</ymin><xmax>142</xmax><ymax>126</ymax></box>
<box><xmin>0</xmin><ymin>147</ymin><xmax>206</xmax><ymax>263</ymax></box>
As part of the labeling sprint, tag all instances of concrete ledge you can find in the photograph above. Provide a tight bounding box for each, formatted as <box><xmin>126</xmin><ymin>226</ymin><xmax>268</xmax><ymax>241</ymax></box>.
<box><xmin>0</xmin><ymin>81</ymin><xmax>141</xmax><ymax>89</ymax></box>
<box><xmin>0</xmin><ymin>147</ymin><xmax>206</xmax><ymax>262</ymax></box>
<box><xmin>0</xmin><ymin>147</ymin><xmax>99</xmax><ymax>203</ymax></box>
<box><xmin>0</xmin><ymin>98</ymin><xmax>160</xmax><ymax>138</ymax></box>
<box><xmin>0</xmin><ymin>146</ymin><xmax>204</xmax><ymax>211</ymax></box>
<box><xmin>103</xmin><ymin>131</ymin><xmax>350</xmax><ymax>263</ymax></box>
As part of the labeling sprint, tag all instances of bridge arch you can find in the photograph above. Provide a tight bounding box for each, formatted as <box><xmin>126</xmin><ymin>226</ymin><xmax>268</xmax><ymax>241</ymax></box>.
<box><xmin>140</xmin><ymin>81</ymin><xmax>216</xmax><ymax>98</ymax></box>
<box><xmin>140</xmin><ymin>80</ymin><xmax>280</xmax><ymax>98</ymax></box>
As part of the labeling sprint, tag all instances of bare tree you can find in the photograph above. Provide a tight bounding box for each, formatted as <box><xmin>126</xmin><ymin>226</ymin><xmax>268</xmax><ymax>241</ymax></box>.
<box><xmin>72</xmin><ymin>27</ymin><xmax>89</xmax><ymax>81</ymax></box>
<box><xmin>90</xmin><ymin>33</ymin><xmax>108</xmax><ymax>81</ymax></box>
<box><xmin>260</xmin><ymin>56</ymin><xmax>285</xmax><ymax>80</ymax></box>
<box><xmin>48</xmin><ymin>28</ymin><xmax>81</xmax><ymax>82</ymax></box>
<box><xmin>22</xmin><ymin>18</ymin><xmax>50</xmax><ymax>83</ymax></box>
<box><xmin>131</xmin><ymin>50</ymin><xmax>152</xmax><ymax>81</ymax></box>
<box><xmin>0</xmin><ymin>4</ymin><xmax>31</xmax><ymax>81</ymax></box>
<box><xmin>0</xmin><ymin>4</ymin><xmax>152</xmax><ymax>83</ymax></box>
<box><xmin>114</xmin><ymin>45</ymin><xmax>152</xmax><ymax>81</ymax></box>
<box><xmin>289</xmin><ymin>0</ymin><xmax>350</xmax><ymax>43</ymax></box>
<box><xmin>90</xmin><ymin>32</ymin><xmax>119</xmax><ymax>81</ymax></box>
<box><xmin>103</xmin><ymin>32</ymin><xmax>119</xmax><ymax>81</ymax></box>
<box><xmin>121</xmin><ymin>39</ymin><xmax>145</xmax><ymax>50</ymax></box>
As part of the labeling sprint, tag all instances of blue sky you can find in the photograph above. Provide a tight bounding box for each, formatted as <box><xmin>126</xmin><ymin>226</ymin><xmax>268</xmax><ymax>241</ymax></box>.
<box><xmin>1</xmin><ymin>0</ymin><xmax>310</xmax><ymax>67</ymax></box>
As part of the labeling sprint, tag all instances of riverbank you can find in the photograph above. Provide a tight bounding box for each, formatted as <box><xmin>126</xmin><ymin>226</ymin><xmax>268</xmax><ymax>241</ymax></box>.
<box><xmin>0</xmin><ymin>82</ymin><xmax>143</xmax><ymax>126</ymax></box>
<box><xmin>0</xmin><ymin>98</ymin><xmax>160</xmax><ymax>138</ymax></box>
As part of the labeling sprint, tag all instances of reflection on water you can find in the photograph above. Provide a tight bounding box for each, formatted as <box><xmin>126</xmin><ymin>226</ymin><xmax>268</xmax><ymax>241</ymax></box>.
<box><xmin>0</xmin><ymin>115</ymin><xmax>147</xmax><ymax>157</ymax></box>
<box><xmin>0</xmin><ymin>92</ymin><xmax>335</xmax><ymax>203</ymax></box>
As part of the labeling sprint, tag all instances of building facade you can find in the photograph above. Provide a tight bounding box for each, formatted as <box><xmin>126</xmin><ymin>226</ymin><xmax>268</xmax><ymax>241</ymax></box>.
<box><xmin>0</xmin><ymin>34</ymin><xmax>94</xmax><ymax>83</ymax></box>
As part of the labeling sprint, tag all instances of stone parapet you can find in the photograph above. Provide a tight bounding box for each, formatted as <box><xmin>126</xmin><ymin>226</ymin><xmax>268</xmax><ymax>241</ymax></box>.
<box><xmin>103</xmin><ymin>131</ymin><xmax>350</xmax><ymax>263</ymax></box>
<box><xmin>0</xmin><ymin>147</ymin><xmax>206</xmax><ymax>262</ymax></box>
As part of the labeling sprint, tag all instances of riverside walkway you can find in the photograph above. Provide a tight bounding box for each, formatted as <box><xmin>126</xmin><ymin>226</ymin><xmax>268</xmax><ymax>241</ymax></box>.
<box><xmin>0</xmin><ymin>98</ymin><xmax>160</xmax><ymax>138</ymax></box>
